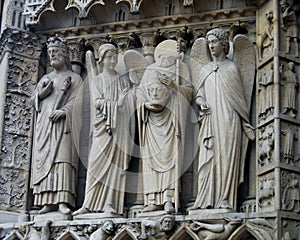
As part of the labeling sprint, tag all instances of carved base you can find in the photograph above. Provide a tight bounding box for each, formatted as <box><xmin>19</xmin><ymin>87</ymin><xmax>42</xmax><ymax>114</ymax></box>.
<box><xmin>137</xmin><ymin>210</ymin><xmax>170</xmax><ymax>218</ymax></box>
<box><xmin>188</xmin><ymin>208</ymin><xmax>235</xmax><ymax>218</ymax></box>
<box><xmin>34</xmin><ymin>211</ymin><xmax>72</xmax><ymax>222</ymax></box>
<box><xmin>73</xmin><ymin>212</ymin><xmax>122</xmax><ymax>220</ymax></box>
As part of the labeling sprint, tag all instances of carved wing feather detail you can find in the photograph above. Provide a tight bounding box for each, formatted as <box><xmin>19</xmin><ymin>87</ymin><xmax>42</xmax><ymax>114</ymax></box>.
<box><xmin>233</xmin><ymin>34</ymin><xmax>256</xmax><ymax>111</ymax></box>
<box><xmin>190</xmin><ymin>37</ymin><xmax>211</xmax><ymax>90</ymax></box>
<box><xmin>123</xmin><ymin>50</ymin><xmax>148</xmax><ymax>86</ymax></box>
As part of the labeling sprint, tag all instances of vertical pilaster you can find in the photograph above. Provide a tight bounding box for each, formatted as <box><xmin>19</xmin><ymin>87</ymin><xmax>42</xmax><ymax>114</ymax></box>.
<box><xmin>256</xmin><ymin>0</ymin><xmax>300</xmax><ymax>239</ymax></box>
<box><xmin>0</xmin><ymin>29</ymin><xmax>43</xmax><ymax>221</ymax></box>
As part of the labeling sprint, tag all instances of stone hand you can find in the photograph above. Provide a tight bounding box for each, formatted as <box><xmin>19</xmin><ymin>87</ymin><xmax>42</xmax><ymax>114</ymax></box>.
<box><xmin>200</xmin><ymin>102</ymin><xmax>210</xmax><ymax>113</ymax></box>
<box><xmin>39</xmin><ymin>81</ymin><xmax>53</xmax><ymax>99</ymax></box>
<box><xmin>160</xmin><ymin>79</ymin><xmax>177</xmax><ymax>91</ymax></box>
<box><xmin>49</xmin><ymin>110</ymin><xmax>66</xmax><ymax>122</ymax></box>
<box><xmin>118</xmin><ymin>88</ymin><xmax>129</xmax><ymax>106</ymax></box>
<box><xmin>145</xmin><ymin>102</ymin><xmax>164</xmax><ymax>112</ymax></box>
<box><xmin>242</xmin><ymin>121</ymin><xmax>255</xmax><ymax>140</ymax></box>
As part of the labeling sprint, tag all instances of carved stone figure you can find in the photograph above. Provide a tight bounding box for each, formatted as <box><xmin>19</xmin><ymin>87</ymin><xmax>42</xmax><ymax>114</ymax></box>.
<box><xmin>190</xmin><ymin>217</ymin><xmax>242</xmax><ymax>240</ymax></box>
<box><xmin>281</xmin><ymin>125</ymin><xmax>298</xmax><ymax>164</ymax></box>
<box><xmin>73</xmin><ymin>43</ymin><xmax>135</xmax><ymax>216</ymax></box>
<box><xmin>282</xmin><ymin>173</ymin><xmax>300</xmax><ymax>212</ymax></box>
<box><xmin>281</xmin><ymin>62</ymin><xmax>298</xmax><ymax>117</ymax></box>
<box><xmin>190</xmin><ymin>28</ymin><xmax>255</xmax><ymax>210</ymax></box>
<box><xmin>258</xmin><ymin>126</ymin><xmax>274</xmax><ymax>166</ymax></box>
<box><xmin>258</xmin><ymin>175</ymin><xmax>275</xmax><ymax>207</ymax></box>
<box><xmin>90</xmin><ymin>220</ymin><xmax>116</xmax><ymax>240</ymax></box>
<box><xmin>136</xmin><ymin>40</ymin><xmax>193</xmax><ymax>213</ymax></box>
<box><xmin>31</xmin><ymin>36</ymin><xmax>83</xmax><ymax>215</ymax></box>
<box><xmin>258</xmin><ymin>71</ymin><xmax>267</xmax><ymax>120</ymax></box>
<box><xmin>258</xmin><ymin>65</ymin><xmax>274</xmax><ymax>120</ymax></box>
<box><xmin>140</xmin><ymin>215</ymin><xmax>176</xmax><ymax>239</ymax></box>
<box><xmin>258</xmin><ymin>10</ymin><xmax>274</xmax><ymax>61</ymax></box>
<box><xmin>280</xmin><ymin>0</ymin><xmax>299</xmax><ymax>57</ymax></box>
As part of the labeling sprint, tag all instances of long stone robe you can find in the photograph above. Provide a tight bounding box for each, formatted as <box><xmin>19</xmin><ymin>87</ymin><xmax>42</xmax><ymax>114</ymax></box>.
<box><xmin>193</xmin><ymin>59</ymin><xmax>250</xmax><ymax>210</ymax></box>
<box><xmin>32</xmin><ymin>71</ymin><xmax>83</xmax><ymax>207</ymax></box>
<box><xmin>81</xmin><ymin>72</ymin><xmax>135</xmax><ymax>214</ymax></box>
<box><xmin>137</xmin><ymin>62</ymin><xmax>192</xmax><ymax>207</ymax></box>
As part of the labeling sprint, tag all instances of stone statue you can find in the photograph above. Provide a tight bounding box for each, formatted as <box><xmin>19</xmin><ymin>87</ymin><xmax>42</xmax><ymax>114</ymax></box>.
<box><xmin>73</xmin><ymin>43</ymin><xmax>135</xmax><ymax>216</ymax></box>
<box><xmin>280</xmin><ymin>0</ymin><xmax>299</xmax><ymax>57</ymax></box>
<box><xmin>189</xmin><ymin>28</ymin><xmax>255</xmax><ymax>210</ymax></box>
<box><xmin>281</xmin><ymin>62</ymin><xmax>298</xmax><ymax>117</ymax></box>
<box><xmin>140</xmin><ymin>215</ymin><xmax>176</xmax><ymax>239</ymax></box>
<box><xmin>136</xmin><ymin>40</ymin><xmax>193</xmax><ymax>213</ymax></box>
<box><xmin>31</xmin><ymin>36</ymin><xmax>83</xmax><ymax>215</ymax></box>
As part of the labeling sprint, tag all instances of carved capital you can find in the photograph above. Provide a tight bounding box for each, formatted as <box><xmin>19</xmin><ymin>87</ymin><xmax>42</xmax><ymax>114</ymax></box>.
<box><xmin>0</xmin><ymin>28</ymin><xmax>43</xmax><ymax>60</ymax></box>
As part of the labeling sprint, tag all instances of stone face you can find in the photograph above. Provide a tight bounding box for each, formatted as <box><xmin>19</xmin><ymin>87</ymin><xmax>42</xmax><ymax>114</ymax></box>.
<box><xmin>0</xmin><ymin>0</ymin><xmax>299</xmax><ymax>239</ymax></box>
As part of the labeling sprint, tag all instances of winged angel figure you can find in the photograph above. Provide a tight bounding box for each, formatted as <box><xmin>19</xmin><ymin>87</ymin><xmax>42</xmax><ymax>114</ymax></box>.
<box><xmin>189</xmin><ymin>28</ymin><xmax>255</xmax><ymax>210</ymax></box>
<box><xmin>74</xmin><ymin>44</ymin><xmax>140</xmax><ymax>215</ymax></box>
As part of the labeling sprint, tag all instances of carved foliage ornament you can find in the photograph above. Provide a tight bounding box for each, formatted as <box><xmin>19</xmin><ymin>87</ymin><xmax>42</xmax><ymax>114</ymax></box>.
<box><xmin>24</xmin><ymin>0</ymin><xmax>105</xmax><ymax>24</ymax></box>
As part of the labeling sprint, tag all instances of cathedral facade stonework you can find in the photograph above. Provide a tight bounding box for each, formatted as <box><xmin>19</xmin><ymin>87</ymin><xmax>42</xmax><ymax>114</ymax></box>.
<box><xmin>0</xmin><ymin>0</ymin><xmax>299</xmax><ymax>239</ymax></box>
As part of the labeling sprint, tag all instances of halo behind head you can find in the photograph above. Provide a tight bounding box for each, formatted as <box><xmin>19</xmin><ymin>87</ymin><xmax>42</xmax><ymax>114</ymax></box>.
<box><xmin>154</xmin><ymin>40</ymin><xmax>178</xmax><ymax>63</ymax></box>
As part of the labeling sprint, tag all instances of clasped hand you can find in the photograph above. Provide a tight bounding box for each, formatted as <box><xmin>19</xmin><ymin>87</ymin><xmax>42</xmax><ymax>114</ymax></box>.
<box><xmin>49</xmin><ymin>110</ymin><xmax>66</xmax><ymax>122</ymax></box>
<box><xmin>39</xmin><ymin>81</ymin><xmax>53</xmax><ymax>99</ymax></box>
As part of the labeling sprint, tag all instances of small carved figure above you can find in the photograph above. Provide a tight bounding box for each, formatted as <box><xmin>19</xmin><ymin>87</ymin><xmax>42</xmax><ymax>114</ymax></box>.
<box><xmin>127</xmin><ymin>32</ymin><xmax>143</xmax><ymax>50</ymax></box>
<box><xmin>280</xmin><ymin>0</ymin><xmax>299</xmax><ymax>57</ymax></box>
<box><xmin>258</xmin><ymin>10</ymin><xmax>274</xmax><ymax>61</ymax></box>
<box><xmin>280</xmin><ymin>62</ymin><xmax>298</xmax><ymax>118</ymax></box>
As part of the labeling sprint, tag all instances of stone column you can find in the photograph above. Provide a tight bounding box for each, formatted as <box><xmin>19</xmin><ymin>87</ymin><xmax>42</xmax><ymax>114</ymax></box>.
<box><xmin>0</xmin><ymin>29</ymin><xmax>43</xmax><ymax>222</ymax></box>
<box><xmin>256</xmin><ymin>0</ymin><xmax>300</xmax><ymax>239</ymax></box>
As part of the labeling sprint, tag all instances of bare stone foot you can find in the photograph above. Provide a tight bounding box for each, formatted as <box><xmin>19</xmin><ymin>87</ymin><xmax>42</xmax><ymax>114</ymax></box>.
<box><xmin>142</xmin><ymin>204</ymin><xmax>161</xmax><ymax>212</ymax></box>
<box><xmin>38</xmin><ymin>205</ymin><xmax>52</xmax><ymax>214</ymax></box>
<box><xmin>72</xmin><ymin>207</ymin><xmax>89</xmax><ymax>216</ymax></box>
<box><xmin>104</xmin><ymin>204</ymin><xmax>117</xmax><ymax>214</ymax></box>
<box><xmin>59</xmin><ymin>203</ymin><xmax>71</xmax><ymax>215</ymax></box>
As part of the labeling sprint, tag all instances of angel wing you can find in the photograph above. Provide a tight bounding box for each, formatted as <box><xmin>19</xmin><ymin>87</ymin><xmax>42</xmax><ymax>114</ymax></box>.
<box><xmin>190</xmin><ymin>37</ymin><xmax>212</xmax><ymax>90</ymax></box>
<box><xmin>189</xmin><ymin>37</ymin><xmax>211</xmax><ymax>124</ymax></box>
<box><xmin>123</xmin><ymin>49</ymin><xmax>148</xmax><ymax>86</ymax></box>
<box><xmin>78</xmin><ymin>50</ymin><xmax>98</xmax><ymax>168</ymax></box>
<box><xmin>232</xmin><ymin>34</ymin><xmax>256</xmax><ymax>112</ymax></box>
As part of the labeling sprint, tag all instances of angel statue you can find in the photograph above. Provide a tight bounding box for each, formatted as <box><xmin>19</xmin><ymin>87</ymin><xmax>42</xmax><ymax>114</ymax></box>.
<box><xmin>136</xmin><ymin>40</ymin><xmax>193</xmax><ymax>213</ymax></box>
<box><xmin>73</xmin><ymin>43</ymin><xmax>136</xmax><ymax>216</ymax></box>
<box><xmin>189</xmin><ymin>28</ymin><xmax>255</xmax><ymax>211</ymax></box>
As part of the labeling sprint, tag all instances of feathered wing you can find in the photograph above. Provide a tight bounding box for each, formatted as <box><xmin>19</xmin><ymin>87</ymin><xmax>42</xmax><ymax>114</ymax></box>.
<box><xmin>233</xmin><ymin>34</ymin><xmax>256</xmax><ymax>184</ymax></box>
<box><xmin>189</xmin><ymin>37</ymin><xmax>211</xmax><ymax>123</ymax></box>
<box><xmin>123</xmin><ymin>49</ymin><xmax>148</xmax><ymax>86</ymax></box>
<box><xmin>78</xmin><ymin>51</ymin><xmax>98</xmax><ymax>168</ymax></box>
<box><xmin>190</xmin><ymin>37</ymin><xmax>212</xmax><ymax>91</ymax></box>
<box><xmin>233</xmin><ymin>34</ymin><xmax>256</xmax><ymax>111</ymax></box>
